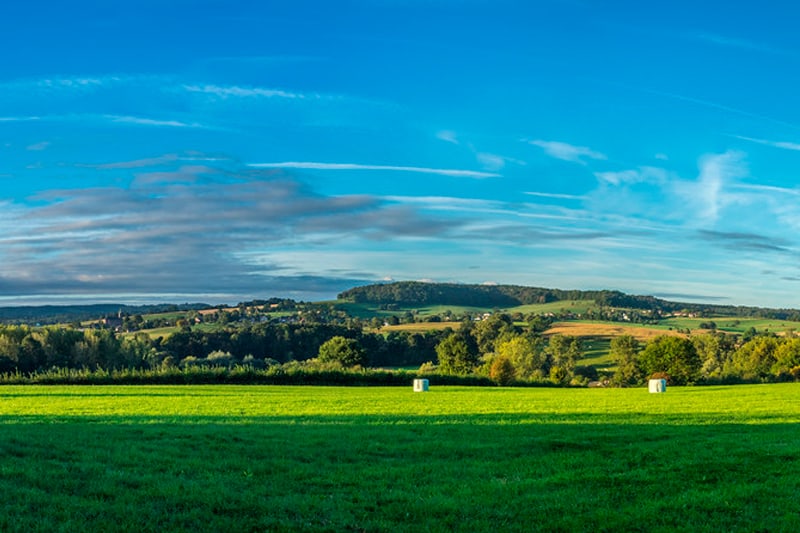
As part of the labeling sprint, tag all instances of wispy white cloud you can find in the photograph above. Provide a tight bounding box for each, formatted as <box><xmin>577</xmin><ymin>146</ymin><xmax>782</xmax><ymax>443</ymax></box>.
<box><xmin>674</xmin><ymin>151</ymin><xmax>748</xmax><ymax>225</ymax></box>
<box><xmin>476</xmin><ymin>152</ymin><xmax>526</xmax><ymax>171</ymax></box>
<box><xmin>732</xmin><ymin>135</ymin><xmax>800</xmax><ymax>151</ymax></box>
<box><xmin>693</xmin><ymin>32</ymin><xmax>786</xmax><ymax>55</ymax></box>
<box><xmin>595</xmin><ymin>170</ymin><xmax>641</xmax><ymax>186</ymax></box>
<box><xmin>731</xmin><ymin>183</ymin><xmax>800</xmax><ymax>232</ymax></box>
<box><xmin>385</xmin><ymin>195</ymin><xmax>501</xmax><ymax>207</ymax></box>
<box><xmin>102</xmin><ymin>114</ymin><xmax>206</xmax><ymax>128</ymax></box>
<box><xmin>0</xmin><ymin>114</ymin><xmax>206</xmax><ymax>129</ymax></box>
<box><xmin>595</xmin><ymin>166</ymin><xmax>671</xmax><ymax>186</ymax></box>
<box><xmin>183</xmin><ymin>84</ymin><xmax>313</xmax><ymax>100</ymax></box>
<box><xmin>525</xmin><ymin>191</ymin><xmax>583</xmax><ymax>200</ymax></box>
<box><xmin>0</xmin><ymin>75</ymin><xmax>139</xmax><ymax>96</ymax></box>
<box><xmin>384</xmin><ymin>195</ymin><xmax>507</xmax><ymax>214</ymax></box>
<box><xmin>0</xmin><ymin>116</ymin><xmax>41</xmax><ymax>122</ymax></box>
<box><xmin>476</xmin><ymin>152</ymin><xmax>504</xmax><ymax>171</ymax></box>
<box><xmin>95</xmin><ymin>152</ymin><xmax>230</xmax><ymax>169</ymax></box>
<box><xmin>436</xmin><ymin>130</ymin><xmax>459</xmax><ymax>144</ymax></box>
<box><xmin>528</xmin><ymin>140</ymin><xmax>607</xmax><ymax>164</ymax></box>
<box><xmin>386</xmin><ymin>195</ymin><xmax>593</xmax><ymax>227</ymax></box>
<box><xmin>434</xmin><ymin>130</ymin><xmax>523</xmax><ymax>171</ymax></box>
<box><xmin>249</xmin><ymin>161</ymin><xmax>501</xmax><ymax>178</ymax></box>
<box><xmin>38</xmin><ymin>77</ymin><xmax>112</xmax><ymax>89</ymax></box>
<box><xmin>735</xmin><ymin>183</ymin><xmax>800</xmax><ymax>196</ymax></box>
<box><xmin>26</xmin><ymin>141</ymin><xmax>51</xmax><ymax>151</ymax></box>
<box><xmin>643</xmin><ymin>88</ymin><xmax>800</xmax><ymax>130</ymax></box>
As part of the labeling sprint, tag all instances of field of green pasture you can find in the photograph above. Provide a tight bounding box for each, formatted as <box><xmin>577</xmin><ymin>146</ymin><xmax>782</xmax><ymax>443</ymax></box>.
<box><xmin>0</xmin><ymin>384</ymin><xmax>799</xmax><ymax>531</ymax></box>
<box><xmin>333</xmin><ymin>302</ymin><xmax>489</xmax><ymax>319</ymax></box>
<box><xmin>402</xmin><ymin>300</ymin><xmax>599</xmax><ymax>317</ymax></box>
<box><xmin>658</xmin><ymin>316</ymin><xmax>800</xmax><ymax>335</ymax></box>
<box><xmin>507</xmin><ymin>299</ymin><xmax>598</xmax><ymax>316</ymax></box>
<box><xmin>336</xmin><ymin>299</ymin><xmax>599</xmax><ymax>320</ymax></box>
<box><xmin>123</xmin><ymin>321</ymin><xmax>222</xmax><ymax>339</ymax></box>
<box><xmin>577</xmin><ymin>336</ymin><xmax>614</xmax><ymax>372</ymax></box>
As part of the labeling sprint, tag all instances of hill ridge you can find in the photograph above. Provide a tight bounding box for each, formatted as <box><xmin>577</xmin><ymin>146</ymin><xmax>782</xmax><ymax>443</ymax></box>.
<box><xmin>338</xmin><ymin>281</ymin><xmax>800</xmax><ymax>320</ymax></box>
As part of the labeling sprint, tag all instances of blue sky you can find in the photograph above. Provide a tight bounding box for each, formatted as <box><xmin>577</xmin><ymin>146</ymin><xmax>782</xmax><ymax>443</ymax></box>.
<box><xmin>3</xmin><ymin>1</ymin><xmax>800</xmax><ymax>307</ymax></box>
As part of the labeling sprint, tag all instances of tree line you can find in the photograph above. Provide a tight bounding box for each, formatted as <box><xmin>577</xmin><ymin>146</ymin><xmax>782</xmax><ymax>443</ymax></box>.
<box><xmin>1</xmin><ymin>316</ymin><xmax>799</xmax><ymax>386</ymax></box>
<box><xmin>610</xmin><ymin>332</ymin><xmax>800</xmax><ymax>385</ymax></box>
<box><xmin>0</xmin><ymin>323</ymin><xmax>445</xmax><ymax>373</ymax></box>
<box><xmin>0</xmin><ymin>314</ymin><xmax>558</xmax><ymax>377</ymax></box>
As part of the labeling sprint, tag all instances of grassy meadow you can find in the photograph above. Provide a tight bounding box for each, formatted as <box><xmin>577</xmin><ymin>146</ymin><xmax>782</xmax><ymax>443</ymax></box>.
<box><xmin>507</xmin><ymin>299</ymin><xmax>599</xmax><ymax>316</ymax></box>
<box><xmin>1</xmin><ymin>384</ymin><xmax>799</xmax><ymax>531</ymax></box>
<box><xmin>657</xmin><ymin>316</ymin><xmax>800</xmax><ymax>335</ymax></box>
<box><xmin>335</xmin><ymin>299</ymin><xmax>600</xmax><ymax>320</ymax></box>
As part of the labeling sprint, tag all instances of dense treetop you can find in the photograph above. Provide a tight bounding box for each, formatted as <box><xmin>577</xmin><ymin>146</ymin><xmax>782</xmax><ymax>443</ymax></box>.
<box><xmin>340</xmin><ymin>281</ymin><xmax>666</xmax><ymax>307</ymax></box>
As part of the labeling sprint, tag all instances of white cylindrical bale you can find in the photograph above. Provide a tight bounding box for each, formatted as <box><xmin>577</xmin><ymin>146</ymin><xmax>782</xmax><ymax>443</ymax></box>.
<box><xmin>648</xmin><ymin>378</ymin><xmax>667</xmax><ymax>393</ymax></box>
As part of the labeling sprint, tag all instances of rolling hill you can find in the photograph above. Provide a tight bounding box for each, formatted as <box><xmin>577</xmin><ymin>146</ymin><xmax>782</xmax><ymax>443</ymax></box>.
<box><xmin>338</xmin><ymin>281</ymin><xmax>800</xmax><ymax>320</ymax></box>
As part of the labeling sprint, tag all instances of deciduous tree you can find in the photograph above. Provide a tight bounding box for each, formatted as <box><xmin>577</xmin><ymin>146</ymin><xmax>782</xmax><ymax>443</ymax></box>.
<box><xmin>317</xmin><ymin>336</ymin><xmax>367</xmax><ymax>368</ymax></box>
<box><xmin>610</xmin><ymin>335</ymin><xmax>642</xmax><ymax>385</ymax></box>
<box><xmin>639</xmin><ymin>335</ymin><xmax>701</xmax><ymax>385</ymax></box>
<box><xmin>495</xmin><ymin>335</ymin><xmax>545</xmax><ymax>379</ymax></box>
<box><xmin>435</xmin><ymin>333</ymin><xmax>478</xmax><ymax>375</ymax></box>
<box><xmin>489</xmin><ymin>355</ymin><xmax>516</xmax><ymax>386</ymax></box>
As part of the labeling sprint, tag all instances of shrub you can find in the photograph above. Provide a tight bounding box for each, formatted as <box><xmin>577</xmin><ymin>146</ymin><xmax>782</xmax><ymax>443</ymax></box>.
<box><xmin>207</xmin><ymin>350</ymin><xmax>234</xmax><ymax>366</ymax></box>
<box><xmin>549</xmin><ymin>366</ymin><xmax>569</xmax><ymax>385</ymax></box>
<box><xmin>180</xmin><ymin>356</ymin><xmax>200</xmax><ymax>368</ymax></box>
<box><xmin>417</xmin><ymin>361</ymin><xmax>437</xmax><ymax>374</ymax></box>
<box><xmin>489</xmin><ymin>355</ymin><xmax>516</xmax><ymax>386</ymax></box>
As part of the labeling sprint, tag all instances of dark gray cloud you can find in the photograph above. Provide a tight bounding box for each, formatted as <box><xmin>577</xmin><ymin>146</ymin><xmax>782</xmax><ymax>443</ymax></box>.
<box><xmin>463</xmin><ymin>224</ymin><xmax>615</xmax><ymax>244</ymax></box>
<box><xmin>651</xmin><ymin>292</ymin><xmax>730</xmax><ymax>302</ymax></box>
<box><xmin>1</xmin><ymin>161</ymin><xmax>466</xmax><ymax>301</ymax></box>
<box><xmin>697</xmin><ymin>230</ymin><xmax>792</xmax><ymax>254</ymax></box>
<box><xmin>297</xmin><ymin>204</ymin><xmax>455</xmax><ymax>240</ymax></box>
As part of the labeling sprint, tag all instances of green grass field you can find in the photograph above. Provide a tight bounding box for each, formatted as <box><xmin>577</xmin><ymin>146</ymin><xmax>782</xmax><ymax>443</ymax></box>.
<box><xmin>335</xmin><ymin>300</ymin><xmax>599</xmax><ymax>320</ymax></box>
<box><xmin>125</xmin><ymin>325</ymin><xmax>181</xmax><ymax>339</ymax></box>
<box><xmin>578</xmin><ymin>336</ymin><xmax>615</xmax><ymax>372</ymax></box>
<box><xmin>658</xmin><ymin>316</ymin><xmax>800</xmax><ymax>335</ymax></box>
<box><xmin>333</xmin><ymin>302</ymin><xmax>490</xmax><ymax>319</ymax></box>
<box><xmin>1</xmin><ymin>384</ymin><xmax>799</xmax><ymax>531</ymax></box>
<box><xmin>507</xmin><ymin>299</ymin><xmax>599</xmax><ymax>316</ymax></box>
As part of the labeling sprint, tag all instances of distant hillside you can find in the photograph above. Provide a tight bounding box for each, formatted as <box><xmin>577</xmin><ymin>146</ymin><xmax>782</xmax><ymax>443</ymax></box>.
<box><xmin>338</xmin><ymin>281</ymin><xmax>800</xmax><ymax>319</ymax></box>
<box><xmin>0</xmin><ymin>303</ymin><xmax>210</xmax><ymax>325</ymax></box>
<box><xmin>339</xmin><ymin>281</ymin><xmax>669</xmax><ymax>309</ymax></box>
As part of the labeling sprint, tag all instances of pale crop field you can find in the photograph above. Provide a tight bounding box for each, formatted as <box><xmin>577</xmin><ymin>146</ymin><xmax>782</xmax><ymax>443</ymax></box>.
<box><xmin>0</xmin><ymin>384</ymin><xmax>798</xmax><ymax>531</ymax></box>
<box><xmin>545</xmin><ymin>321</ymin><xmax>687</xmax><ymax>341</ymax></box>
